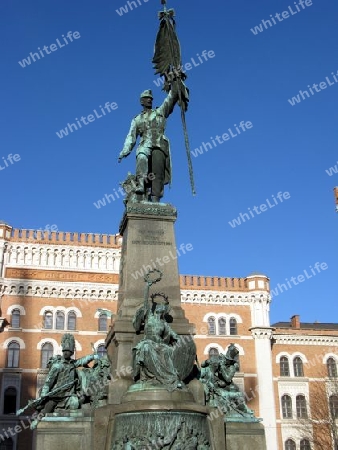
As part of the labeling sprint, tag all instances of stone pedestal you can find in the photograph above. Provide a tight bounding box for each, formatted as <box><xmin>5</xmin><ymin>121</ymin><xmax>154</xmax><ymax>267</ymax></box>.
<box><xmin>106</xmin><ymin>202</ymin><xmax>195</xmax><ymax>402</ymax></box>
<box><xmin>117</xmin><ymin>202</ymin><xmax>192</xmax><ymax>326</ymax></box>
<box><xmin>225</xmin><ymin>422</ymin><xmax>267</xmax><ymax>450</ymax></box>
<box><xmin>33</xmin><ymin>411</ymin><xmax>94</xmax><ymax>450</ymax></box>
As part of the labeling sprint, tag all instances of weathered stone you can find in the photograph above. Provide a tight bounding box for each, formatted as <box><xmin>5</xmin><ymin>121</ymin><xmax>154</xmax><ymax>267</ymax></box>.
<box><xmin>225</xmin><ymin>422</ymin><xmax>267</xmax><ymax>450</ymax></box>
<box><xmin>33</xmin><ymin>413</ymin><xmax>94</xmax><ymax>450</ymax></box>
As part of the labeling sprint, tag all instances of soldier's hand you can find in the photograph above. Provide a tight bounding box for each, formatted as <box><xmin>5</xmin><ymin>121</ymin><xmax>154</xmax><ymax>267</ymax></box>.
<box><xmin>118</xmin><ymin>154</ymin><xmax>124</xmax><ymax>163</ymax></box>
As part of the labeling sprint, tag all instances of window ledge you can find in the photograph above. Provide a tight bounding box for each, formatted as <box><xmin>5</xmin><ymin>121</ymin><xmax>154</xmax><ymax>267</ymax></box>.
<box><xmin>7</xmin><ymin>327</ymin><xmax>22</xmax><ymax>331</ymax></box>
<box><xmin>234</xmin><ymin>372</ymin><xmax>245</xmax><ymax>378</ymax></box>
<box><xmin>41</xmin><ymin>329</ymin><xmax>79</xmax><ymax>333</ymax></box>
<box><xmin>278</xmin><ymin>377</ymin><xmax>309</xmax><ymax>381</ymax></box>
<box><xmin>2</xmin><ymin>368</ymin><xmax>23</xmax><ymax>373</ymax></box>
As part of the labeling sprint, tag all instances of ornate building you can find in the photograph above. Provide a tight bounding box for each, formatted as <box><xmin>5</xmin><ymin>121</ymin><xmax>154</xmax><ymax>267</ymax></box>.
<box><xmin>0</xmin><ymin>221</ymin><xmax>336</xmax><ymax>450</ymax></box>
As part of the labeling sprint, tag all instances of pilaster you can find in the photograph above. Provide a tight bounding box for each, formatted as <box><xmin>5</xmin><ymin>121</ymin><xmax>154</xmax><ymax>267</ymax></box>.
<box><xmin>250</xmin><ymin>326</ymin><xmax>278</xmax><ymax>449</ymax></box>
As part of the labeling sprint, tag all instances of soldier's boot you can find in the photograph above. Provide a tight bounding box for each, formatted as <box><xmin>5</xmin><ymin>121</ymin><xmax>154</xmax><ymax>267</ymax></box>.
<box><xmin>151</xmin><ymin>196</ymin><xmax>160</xmax><ymax>203</ymax></box>
<box><xmin>135</xmin><ymin>177</ymin><xmax>145</xmax><ymax>194</ymax></box>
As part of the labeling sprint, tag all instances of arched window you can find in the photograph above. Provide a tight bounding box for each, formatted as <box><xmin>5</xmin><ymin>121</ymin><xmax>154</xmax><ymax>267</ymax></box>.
<box><xmin>7</xmin><ymin>342</ymin><xmax>20</xmax><ymax>368</ymax></box>
<box><xmin>285</xmin><ymin>440</ymin><xmax>296</xmax><ymax>450</ymax></box>
<box><xmin>98</xmin><ymin>313</ymin><xmax>108</xmax><ymax>332</ymax></box>
<box><xmin>11</xmin><ymin>309</ymin><xmax>20</xmax><ymax>328</ymax></box>
<box><xmin>56</xmin><ymin>311</ymin><xmax>65</xmax><ymax>330</ymax></box>
<box><xmin>281</xmin><ymin>395</ymin><xmax>292</xmax><ymax>419</ymax></box>
<box><xmin>0</xmin><ymin>438</ymin><xmax>13</xmax><ymax>450</ymax></box>
<box><xmin>329</xmin><ymin>395</ymin><xmax>338</xmax><ymax>418</ymax></box>
<box><xmin>97</xmin><ymin>344</ymin><xmax>107</xmax><ymax>358</ymax></box>
<box><xmin>229</xmin><ymin>317</ymin><xmax>237</xmax><ymax>335</ymax></box>
<box><xmin>300</xmin><ymin>439</ymin><xmax>311</xmax><ymax>450</ymax></box>
<box><xmin>327</xmin><ymin>358</ymin><xmax>337</xmax><ymax>378</ymax></box>
<box><xmin>296</xmin><ymin>395</ymin><xmax>308</xmax><ymax>418</ymax></box>
<box><xmin>293</xmin><ymin>357</ymin><xmax>304</xmax><ymax>377</ymax></box>
<box><xmin>41</xmin><ymin>343</ymin><xmax>54</xmax><ymax>369</ymax></box>
<box><xmin>43</xmin><ymin>311</ymin><xmax>53</xmax><ymax>329</ymax></box>
<box><xmin>3</xmin><ymin>387</ymin><xmax>17</xmax><ymax>414</ymax></box>
<box><xmin>207</xmin><ymin>317</ymin><xmax>216</xmax><ymax>335</ymax></box>
<box><xmin>209</xmin><ymin>347</ymin><xmax>219</xmax><ymax>358</ymax></box>
<box><xmin>280</xmin><ymin>357</ymin><xmax>290</xmax><ymax>376</ymax></box>
<box><xmin>218</xmin><ymin>317</ymin><xmax>226</xmax><ymax>335</ymax></box>
<box><xmin>67</xmin><ymin>311</ymin><xmax>77</xmax><ymax>331</ymax></box>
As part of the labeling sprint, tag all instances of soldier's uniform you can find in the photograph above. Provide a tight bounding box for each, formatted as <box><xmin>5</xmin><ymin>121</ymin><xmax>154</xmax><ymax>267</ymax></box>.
<box><xmin>41</xmin><ymin>354</ymin><xmax>96</xmax><ymax>410</ymax></box>
<box><xmin>119</xmin><ymin>86</ymin><xmax>179</xmax><ymax>200</ymax></box>
<box><xmin>39</xmin><ymin>334</ymin><xmax>97</xmax><ymax>412</ymax></box>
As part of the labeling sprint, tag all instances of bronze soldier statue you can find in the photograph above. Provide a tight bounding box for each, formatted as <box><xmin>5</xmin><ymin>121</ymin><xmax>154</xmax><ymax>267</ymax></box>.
<box><xmin>24</xmin><ymin>333</ymin><xmax>99</xmax><ymax>429</ymax></box>
<box><xmin>118</xmin><ymin>85</ymin><xmax>182</xmax><ymax>202</ymax></box>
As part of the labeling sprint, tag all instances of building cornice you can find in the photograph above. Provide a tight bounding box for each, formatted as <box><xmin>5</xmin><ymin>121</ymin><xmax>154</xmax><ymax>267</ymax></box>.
<box><xmin>0</xmin><ymin>278</ymin><xmax>118</xmax><ymax>301</ymax></box>
<box><xmin>272</xmin><ymin>334</ymin><xmax>338</xmax><ymax>346</ymax></box>
<box><xmin>5</xmin><ymin>242</ymin><xmax>121</xmax><ymax>273</ymax></box>
<box><xmin>4</xmin><ymin>268</ymin><xmax>119</xmax><ymax>284</ymax></box>
<box><xmin>181</xmin><ymin>290</ymin><xmax>270</xmax><ymax>305</ymax></box>
<box><xmin>250</xmin><ymin>326</ymin><xmax>275</xmax><ymax>339</ymax></box>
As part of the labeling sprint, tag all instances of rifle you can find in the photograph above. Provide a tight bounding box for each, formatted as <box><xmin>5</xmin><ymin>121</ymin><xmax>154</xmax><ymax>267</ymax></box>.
<box><xmin>16</xmin><ymin>380</ymin><xmax>75</xmax><ymax>416</ymax></box>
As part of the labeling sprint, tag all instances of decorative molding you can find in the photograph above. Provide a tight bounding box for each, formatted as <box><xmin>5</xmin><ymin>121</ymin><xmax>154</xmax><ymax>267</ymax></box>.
<box><xmin>5</xmin><ymin>242</ymin><xmax>121</xmax><ymax>273</ymax></box>
<box><xmin>280</xmin><ymin>424</ymin><xmax>313</xmax><ymax>446</ymax></box>
<box><xmin>38</xmin><ymin>306</ymin><xmax>82</xmax><ymax>317</ymax></box>
<box><xmin>203</xmin><ymin>343</ymin><xmax>224</xmax><ymax>355</ymax></box>
<box><xmin>181</xmin><ymin>290</ymin><xmax>270</xmax><ymax>305</ymax></box>
<box><xmin>92</xmin><ymin>339</ymin><xmax>106</xmax><ymax>349</ymax></box>
<box><xmin>202</xmin><ymin>312</ymin><xmax>243</xmax><ymax>323</ymax></box>
<box><xmin>36</xmin><ymin>338</ymin><xmax>81</xmax><ymax>352</ymax></box>
<box><xmin>2</xmin><ymin>337</ymin><xmax>26</xmax><ymax>349</ymax></box>
<box><xmin>6</xmin><ymin>304</ymin><xmax>26</xmax><ymax>315</ymax></box>
<box><xmin>275</xmin><ymin>352</ymin><xmax>309</xmax><ymax>364</ymax></box>
<box><xmin>37</xmin><ymin>338</ymin><xmax>59</xmax><ymax>350</ymax></box>
<box><xmin>273</xmin><ymin>335</ymin><xmax>338</xmax><ymax>346</ymax></box>
<box><xmin>203</xmin><ymin>342</ymin><xmax>245</xmax><ymax>356</ymax></box>
<box><xmin>193</xmin><ymin>334</ymin><xmax>253</xmax><ymax>340</ymax></box>
<box><xmin>0</xmin><ymin>279</ymin><xmax>118</xmax><ymax>301</ymax></box>
<box><xmin>322</xmin><ymin>353</ymin><xmax>338</xmax><ymax>364</ymax></box>
<box><xmin>5</xmin><ymin>267</ymin><xmax>119</xmax><ymax>284</ymax></box>
<box><xmin>202</xmin><ymin>313</ymin><xmax>243</xmax><ymax>336</ymax></box>
<box><xmin>278</xmin><ymin>380</ymin><xmax>309</xmax><ymax>393</ymax></box>
<box><xmin>250</xmin><ymin>327</ymin><xmax>275</xmax><ymax>339</ymax></box>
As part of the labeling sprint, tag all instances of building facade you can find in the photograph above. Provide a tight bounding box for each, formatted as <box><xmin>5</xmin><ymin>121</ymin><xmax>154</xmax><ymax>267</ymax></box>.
<box><xmin>0</xmin><ymin>222</ymin><xmax>337</xmax><ymax>450</ymax></box>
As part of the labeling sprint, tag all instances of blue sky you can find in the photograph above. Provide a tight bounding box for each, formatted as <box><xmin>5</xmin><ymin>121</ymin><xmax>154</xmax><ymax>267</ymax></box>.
<box><xmin>0</xmin><ymin>0</ymin><xmax>337</xmax><ymax>324</ymax></box>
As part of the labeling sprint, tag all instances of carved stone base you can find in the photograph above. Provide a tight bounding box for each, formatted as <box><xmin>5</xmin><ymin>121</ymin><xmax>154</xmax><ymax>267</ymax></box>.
<box><xmin>108</xmin><ymin>388</ymin><xmax>211</xmax><ymax>450</ymax></box>
<box><xmin>225</xmin><ymin>421</ymin><xmax>267</xmax><ymax>450</ymax></box>
<box><xmin>33</xmin><ymin>411</ymin><xmax>94</xmax><ymax>450</ymax></box>
<box><xmin>94</xmin><ymin>386</ymin><xmax>225</xmax><ymax>450</ymax></box>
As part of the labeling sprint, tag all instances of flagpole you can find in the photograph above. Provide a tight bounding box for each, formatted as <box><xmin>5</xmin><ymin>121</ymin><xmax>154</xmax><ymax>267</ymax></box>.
<box><xmin>158</xmin><ymin>0</ymin><xmax>196</xmax><ymax>196</ymax></box>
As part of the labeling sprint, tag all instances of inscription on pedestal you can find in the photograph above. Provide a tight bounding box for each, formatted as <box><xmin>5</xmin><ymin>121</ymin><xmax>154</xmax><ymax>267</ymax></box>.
<box><xmin>132</xmin><ymin>229</ymin><xmax>172</xmax><ymax>246</ymax></box>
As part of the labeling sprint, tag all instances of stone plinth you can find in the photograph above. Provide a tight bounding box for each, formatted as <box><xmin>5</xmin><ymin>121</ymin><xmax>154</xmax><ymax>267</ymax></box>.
<box><xmin>106</xmin><ymin>202</ymin><xmax>195</xmax><ymax>402</ymax></box>
<box><xmin>225</xmin><ymin>421</ymin><xmax>267</xmax><ymax>450</ymax></box>
<box><xmin>117</xmin><ymin>202</ymin><xmax>192</xmax><ymax>326</ymax></box>
<box><xmin>33</xmin><ymin>411</ymin><xmax>94</xmax><ymax>450</ymax></box>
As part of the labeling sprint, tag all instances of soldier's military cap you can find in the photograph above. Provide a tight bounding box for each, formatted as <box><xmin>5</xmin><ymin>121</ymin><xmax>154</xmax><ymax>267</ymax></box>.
<box><xmin>140</xmin><ymin>89</ymin><xmax>153</xmax><ymax>99</ymax></box>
